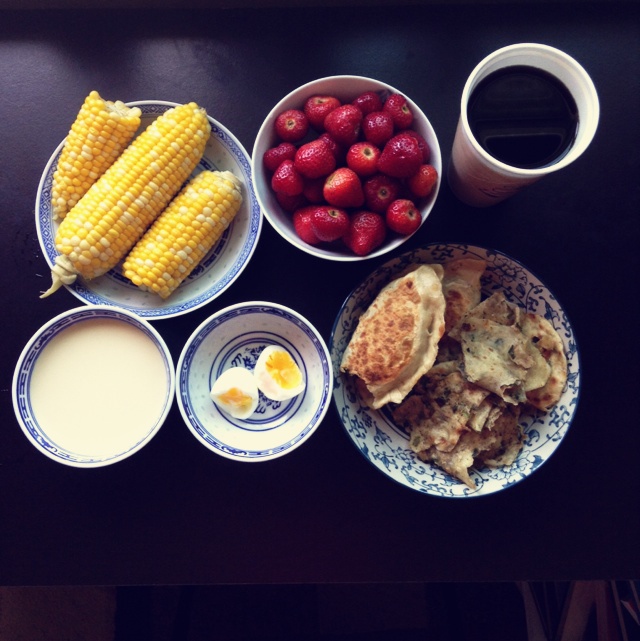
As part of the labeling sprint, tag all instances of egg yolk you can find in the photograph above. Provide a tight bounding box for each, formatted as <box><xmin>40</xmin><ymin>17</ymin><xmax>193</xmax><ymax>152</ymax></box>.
<box><xmin>264</xmin><ymin>350</ymin><xmax>303</xmax><ymax>390</ymax></box>
<box><xmin>218</xmin><ymin>387</ymin><xmax>254</xmax><ymax>411</ymax></box>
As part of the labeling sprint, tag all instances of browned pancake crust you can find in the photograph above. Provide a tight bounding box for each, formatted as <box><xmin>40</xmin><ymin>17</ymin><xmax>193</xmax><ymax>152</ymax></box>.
<box><xmin>346</xmin><ymin>276</ymin><xmax>420</xmax><ymax>387</ymax></box>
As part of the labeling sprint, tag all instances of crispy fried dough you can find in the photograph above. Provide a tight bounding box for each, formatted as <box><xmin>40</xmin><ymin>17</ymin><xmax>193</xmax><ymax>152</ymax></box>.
<box><xmin>441</xmin><ymin>258</ymin><xmax>486</xmax><ymax>331</ymax></box>
<box><xmin>340</xmin><ymin>264</ymin><xmax>446</xmax><ymax>409</ymax></box>
<box><xmin>521</xmin><ymin>313</ymin><xmax>568</xmax><ymax>411</ymax></box>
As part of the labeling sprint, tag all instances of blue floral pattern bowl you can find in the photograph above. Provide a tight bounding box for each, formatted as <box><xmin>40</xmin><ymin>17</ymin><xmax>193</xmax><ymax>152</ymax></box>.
<box><xmin>177</xmin><ymin>302</ymin><xmax>333</xmax><ymax>461</ymax></box>
<box><xmin>36</xmin><ymin>101</ymin><xmax>262</xmax><ymax>319</ymax></box>
<box><xmin>330</xmin><ymin>243</ymin><xmax>580</xmax><ymax>497</ymax></box>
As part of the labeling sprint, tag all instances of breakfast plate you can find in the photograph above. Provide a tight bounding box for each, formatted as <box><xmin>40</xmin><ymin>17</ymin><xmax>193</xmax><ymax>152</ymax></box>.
<box><xmin>329</xmin><ymin>243</ymin><xmax>580</xmax><ymax>497</ymax></box>
<box><xmin>36</xmin><ymin>100</ymin><xmax>262</xmax><ymax>320</ymax></box>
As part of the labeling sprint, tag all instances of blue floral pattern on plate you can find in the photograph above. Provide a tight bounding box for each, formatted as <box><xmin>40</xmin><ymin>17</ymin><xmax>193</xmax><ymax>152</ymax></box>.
<box><xmin>35</xmin><ymin>101</ymin><xmax>262</xmax><ymax>319</ymax></box>
<box><xmin>329</xmin><ymin>243</ymin><xmax>580</xmax><ymax>498</ymax></box>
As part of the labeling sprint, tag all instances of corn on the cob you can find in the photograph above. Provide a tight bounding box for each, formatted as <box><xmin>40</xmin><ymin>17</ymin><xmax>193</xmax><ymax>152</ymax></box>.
<box><xmin>41</xmin><ymin>102</ymin><xmax>211</xmax><ymax>298</ymax></box>
<box><xmin>122</xmin><ymin>170</ymin><xmax>243</xmax><ymax>299</ymax></box>
<box><xmin>51</xmin><ymin>91</ymin><xmax>142</xmax><ymax>221</ymax></box>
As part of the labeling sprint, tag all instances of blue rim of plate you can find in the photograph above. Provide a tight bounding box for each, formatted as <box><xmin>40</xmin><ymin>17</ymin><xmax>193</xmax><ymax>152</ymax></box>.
<box><xmin>329</xmin><ymin>242</ymin><xmax>581</xmax><ymax>498</ymax></box>
<box><xmin>177</xmin><ymin>302</ymin><xmax>333</xmax><ymax>461</ymax></box>
<box><xmin>12</xmin><ymin>305</ymin><xmax>175</xmax><ymax>467</ymax></box>
<box><xmin>35</xmin><ymin>100</ymin><xmax>262</xmax><ymax>320</ymax></box>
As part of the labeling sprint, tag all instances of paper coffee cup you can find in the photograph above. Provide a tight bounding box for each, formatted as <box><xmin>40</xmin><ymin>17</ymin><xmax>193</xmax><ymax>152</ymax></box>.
<box><xmin>448</xmin><ymin>43</ymin><xmax>599</xmax><ymax>207</ymax></box>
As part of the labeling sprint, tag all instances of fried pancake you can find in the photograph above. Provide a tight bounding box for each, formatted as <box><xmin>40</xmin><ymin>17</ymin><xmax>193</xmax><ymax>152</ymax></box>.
<box><xmin>340</xmin><ymin>264</ymin><xmax>446</xmax><ymax>409</ymax></box>
<box><xmin>395</xmin><ymin>367</ymin><xmax>491</xmax><ymax>453</ymax></box>
<box><xmin>521</xmin><ymin>312</ymin><xmax>568</xmax><ymax>411</ymax></box>
<box><xmin>441</xmin><ymin>258</ymin><xmax>486</xmax><ymax>331</ymax></box>
<box><xmin>418</xmin><ymin>403</ymin><xmax>522</xmax><ymax>489</ymax></box>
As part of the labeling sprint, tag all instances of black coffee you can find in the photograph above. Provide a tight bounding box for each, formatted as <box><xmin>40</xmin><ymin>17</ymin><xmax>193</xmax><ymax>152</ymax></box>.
<box><xmin>467</xmin><ymin>65</ymin><xmax>578</xmax><ymax>169</ymax></box>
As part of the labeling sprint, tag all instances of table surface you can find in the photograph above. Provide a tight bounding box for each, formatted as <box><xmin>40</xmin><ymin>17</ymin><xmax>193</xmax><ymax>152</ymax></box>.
<box><xmin>1</xmin><ymin>1</ymin><xmax>638</xmax><ymax>587</ymax></box>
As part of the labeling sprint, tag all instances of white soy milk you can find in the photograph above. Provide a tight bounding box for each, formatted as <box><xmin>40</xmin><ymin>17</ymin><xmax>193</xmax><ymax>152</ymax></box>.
<box><xmin>29</xmin><ymin>318</ymin><xmax>169</xmax><ymax>459</ymax></box>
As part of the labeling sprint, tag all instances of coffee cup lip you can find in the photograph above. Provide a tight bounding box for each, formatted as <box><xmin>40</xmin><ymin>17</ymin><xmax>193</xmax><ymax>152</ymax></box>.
<box><xmin>459</xmin><ymin>43</ymin><xmax>600</xmax><ymax>177</ymax></box>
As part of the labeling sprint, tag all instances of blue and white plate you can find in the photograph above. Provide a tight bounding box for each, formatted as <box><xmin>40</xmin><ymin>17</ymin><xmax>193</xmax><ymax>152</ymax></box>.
<box><xmin>36</xmin><ymin>100</ymin><xmax>262</xmax><ymax>320</ymax></box>
<box><xmin>177</xmin><ymin>302</ymin><xmax>333</xmax><ymax>461</ymax></box>
<box><xmin>12</xmin><ymin>305</ymin><xmax>175</xmax><ymax>467</ymax></box>
<box><xmin>330</xmin><ymin>243</ymin><xmax>580</xmax><ymax>497</ymax></box>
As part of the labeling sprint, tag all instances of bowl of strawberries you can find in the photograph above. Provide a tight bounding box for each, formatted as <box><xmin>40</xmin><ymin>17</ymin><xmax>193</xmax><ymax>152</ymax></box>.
<box><xmin>252</xmin><ymin>75</ymin><xmax>441</xmax><ymax>261</ymax></box>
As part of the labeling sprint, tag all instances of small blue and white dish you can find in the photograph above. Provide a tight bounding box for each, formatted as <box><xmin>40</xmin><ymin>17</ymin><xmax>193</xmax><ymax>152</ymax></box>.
<box><xmin>36</xmin><ymin>100</ymin><xmax>263</xmax><ymax>320</ymax></box>
<box><xmin>12</xmin><ymin>305</ymin><xmax>175</xmax><ymax>467</ymax></box>
<box><xmin>330</xmin><ymin>243</ymin><xmax>581</xmax><ymax>498</ymax></box>
<box><xmin>176</xmin><ymin>301</ymin><xmax>333</xmax><ymax>461</ymax></box>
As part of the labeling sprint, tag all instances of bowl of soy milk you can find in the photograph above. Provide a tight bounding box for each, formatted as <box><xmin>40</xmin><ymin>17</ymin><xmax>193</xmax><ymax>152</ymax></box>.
<box><xmin>12</xmin><ymin>305</ymin><xmax>175</xmax><ymax>467</ymax></box>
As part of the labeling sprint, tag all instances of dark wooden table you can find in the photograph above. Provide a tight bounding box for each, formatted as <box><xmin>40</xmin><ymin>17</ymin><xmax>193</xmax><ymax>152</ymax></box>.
<box><xmin>1</xmin><ymin>1</ymin><xmax>638</xmax><ymax>586</ymax></box>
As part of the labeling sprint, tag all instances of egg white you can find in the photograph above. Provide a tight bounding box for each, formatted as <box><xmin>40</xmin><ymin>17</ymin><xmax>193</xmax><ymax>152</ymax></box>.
<box><xmin>210</xmin><ymin>367</ymin><xmax>259</xmax><ymax>419</ymax></box>
<box><xmin>253</xmin><ymin>345</ymin><xmax>306</xmax><ymax>402</ymax></box>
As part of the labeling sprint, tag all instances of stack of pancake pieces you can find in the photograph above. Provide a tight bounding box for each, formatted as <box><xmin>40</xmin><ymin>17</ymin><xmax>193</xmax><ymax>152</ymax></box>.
<box><xmin>339</xmin><ymin>258</ymin><xmax>567</xmax><ymax>489</ymax></box>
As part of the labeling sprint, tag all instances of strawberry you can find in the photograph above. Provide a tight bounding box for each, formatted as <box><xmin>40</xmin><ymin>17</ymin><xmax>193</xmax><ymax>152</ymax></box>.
<box><xmin>318</xmin><ymin>132</ymin><xmax>346</xmax><ymax>165</ymax></box>
<box><xmin>274</xmin><ymin>109</ymin><xmax>309</xmax><ymax>142</ymax></box>
<box><xmin>342</xmin><ymin>210</ymin><xmax>387</xmax><ymax>256</ymax></box>
<box><xmin>386</xmin><ymin>198</ymin><xmax>422</xmax><ymax>235</ymax></box>
<box><xmin>310</xmin><ymin>205</ymin><xmax>350</xmax><ymax>242</ymax></box>
<box><xmin>271</xmin><ymin>159</ymin><xmax>304</xmax><ymax>196</ymax></box>
<box><xmin>383</xmin><ymin>93</ymin><xmax>413</xmax><ymax>129</ymax></box>
<box><xmin>363</xmin><ymin>173</ymin><xmax>401</xmax><ymax>213</ymax></box>
<box><xmin>293</xmin><ymin>206</ymin><xmax>322</xmax><ymax>245</ymax></box>
<box><xmin>294</xmin><ymin>139</ymin><xmax>336</xmax><ymax>179</ymax></box>
<box><xmin>362</xmin><ymin>111</ymin><xmax>395</xmax><ymax>148</ymax></box>
<box><xmin>346</xmin><ymin>142</ymin><xmax>381</xmax><ymax>177</ymax></box>
<box><xmin>377</xmin><ymin>132</ymin><xmax>423</xmax><ymax>178</ymax></box>
<box><xmin>303</xmin><ymin>95</ymin><xmax>341</xmax><ymax>130</ymax></box>
<box><xmin>351</xmin><ymin>91</ymin><xmax>383</xmax><ymax>116</ymax></box>
<box><xmin>302</xmin><ymin>176</ymin><xmax>325</xmax><ymax>203</ymax></box>
<box><xmin>323</xmin><ymin>104</ymin><xmax>363</xmax><ymax>146</ymax></box>
<box><xmin>263</xmin><ymin>142</ymin><xmax>297</xmax><ymax>173</ymax></box>
<box><xmin>407</xmin><ymin>164</ymin><xmax>438</xmax><ymax>198</ymax></box>
<box><xmin>276</xmin><ymin>190</ymin><xmax>307</xmax><ymax>213</ymax></box>
<box><xmin>402</xmin><ymin>129</ymin><xmax>431</xmax><ymax>162</ymax></box>
<box><xmin>323</xmin><ymin>167</ymin><xmax>365</xmax><ymax>208</ymax></box>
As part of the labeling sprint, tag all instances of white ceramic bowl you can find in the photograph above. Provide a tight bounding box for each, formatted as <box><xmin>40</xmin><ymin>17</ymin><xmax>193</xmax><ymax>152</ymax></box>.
<box><xmin>330</xmin><ymin>243</ymin><xmax>581</xmax><ymax>497</ymax></box>
<box><xmin>177</xmin><ymin>301</ymin><xmax>333</xmax><ymax>461</ymax></box>
<box><xmin>36</xmin><ymin>100</ymin><xmax>262</xmax><ymax>320</ymax></box>
<box><xmin>12</xmin><ymin>305</ymin><xmax>175</xmax><ymax>467</ymax></box>
<box><xmin>252</xmin><ymin>75</ymin><xmax>441</xmax><ymax>261</ymax></box>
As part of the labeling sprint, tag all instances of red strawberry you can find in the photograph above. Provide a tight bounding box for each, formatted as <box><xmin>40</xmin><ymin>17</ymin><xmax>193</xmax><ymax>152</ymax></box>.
<box><xmin>303</xmin><ymin>95</ymin><xmax>341</xmax><ymax>130</ymax></box>
<box><xmin>323</xmin><ymin>167</ymin><xmax>365</xmax><ymax>208</ymax></box>
<box><xmin>377</xmin><ymin>132</ymin><xmax>423</xmax><ymax>178</ymax></box>
<box><xmin>343</xmin><ymin>210</ymin><xmax>387</xmax><ymax>256</ymax></box>
<box><xmin>363</xmin><ymin>173</ymin><xmax>401</xmax><ymax>213</ymax></box>
<box><xmin>318</xmin><ymin>132</ymin><xmax>346</xmax><ymax>165</ymax></box>
<box><xmin>263</xmin><ymin>142</ymin><xmax>297</xmax><ymax>172</ymax></box>
<box><xmin>383</xmin><ymin>93</ymin><xmax>413</xmax><ymax>129</ymax></box>
<box><xmin>276</xmin><ymin>190</ymin><xmax>307</xmax><ymax>213</ymax></box>
<box><xmin>302</xmin><ymin>176</ymin><xmax>325</xmax><ymax>203</ymax></box>
<box><xmin>271</xmin><ymin>159</ymin><xmax>304</xmax><ymax>196</ymax></box>
<box><xmin>323</xmin><ymin>104</ymin><xmax>363</xmax><ymax>146</ymax></box>
<box><xmin>407</xmin><ymin>164</ymin><xmax>438</xmax><ymax>198</ymax></box>
<box><xmin>351</xmin><ymin>91</ymin><xmax>383</xmax><ymax>116</ymax></box>
<box><xmin>361</xmin><ymin>111</ymin><xmax>395</xmax><ymax>147</ymax></box>
<box><xmin>293</xmin><ymin>206</ymin><xmax>321</xmax><ymax>245</ymax></box>
<box><xmin>402</xmin><ymin>129</ymin><xmax>431</xmax><ymax>162</ymax></box>
<box><xmin>310</xmin><ymin>205</ymin><xmax>350</xmax><ymax>242</ymax></box>
<box><xmin>294</xmin><ymin>139</ymin><xmax>336</xmax><ymax>179</ymax></box>
<box><xmin>274</xmin><ymin>109</ymin><xmax>309</xmax><ymax>142</ymax></box>
<box><xmin>346</xmin><ymin>142</ymin><xmax>381</xmax><ymax>177</ymax></box>
<box><xmin>386</xmin><ymin>198</ymin><xmax>422</xmax><ymax>235</ymax></box>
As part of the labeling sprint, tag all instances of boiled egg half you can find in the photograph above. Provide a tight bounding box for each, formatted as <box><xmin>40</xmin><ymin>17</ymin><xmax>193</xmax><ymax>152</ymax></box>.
<box><xmin>210</xmin><ymin>367</ymin><xmax>259</xmax><ymax>419</ymax></box>
<box><xmin>253</xmin><ymin>345</ymin><xmax>306</xmax><ymax>402</ymax></box>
